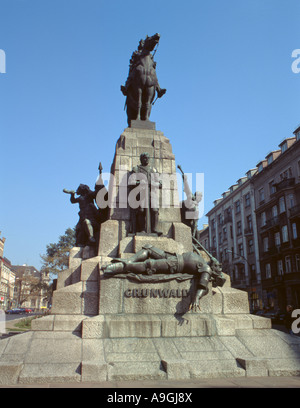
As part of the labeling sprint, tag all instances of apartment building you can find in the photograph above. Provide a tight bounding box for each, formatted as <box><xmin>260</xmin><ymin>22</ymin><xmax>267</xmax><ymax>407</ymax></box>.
<box><xmin>252</xmin><ymin>127</ymin><xmax>300</xmax><ymax>310</ymax></box>
<box><xmin>12</xmin><ymin>264</ymin><xmax>50</xmax><ymax>310</ymax></box>
<box><xmin>202</xmin><ymin>125</ymin><xmax>300</xmax><ymax>312</ymax></box>
<box><xmin>197</xmin><ymin>224</ymin><xmax>209</xmax><ymax>250</ymax></box>
<box><xmin>205</xmin><ymin>169</ymin><xmax>261</xmax><ymax>311</ymax></box>
<box><xmin>0</xmin><ymin>233</ymin><xmax>16</xmax><ymax>310</ymax></box>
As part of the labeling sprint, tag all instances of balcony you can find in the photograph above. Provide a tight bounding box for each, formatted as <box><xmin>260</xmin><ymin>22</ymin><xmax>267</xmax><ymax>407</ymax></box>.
<box><xmin>275</xmin><ymin>177</ymin><xmax>295</xmax><ymax>192</ymax></box>
<box><xmin>223</xmin><ymin>214</ymin><xmax>233</xmax><ymax>224</ymax></box>
<box><xmin>273</xmin><ymin>275</ymin><xmax>284</xmax><ymax>284</ymax></box>
<box><xmin>261</xmin><ymin>246</ymin><xmax>280</xmax><ymax>259</ymax></box>
<box><xmin>261</xmin><ymin>216</ymin><xmax>280</xmax><ymax>231</ymax></box>
<box><xmin>292</xmin><ymin>237</ymin><xmax>300</xmax><ymax>248</ymax></box>
<box><xmin>268</xmin><ymin>246</ymin><xmax>281</xmax><ymax>255</ymax></box>
<box><xmin>231</xmin><ymin>279</ymin><xmax>247</xmax><ymax>289</ymax></box>
<box><xmin>289</xmin><ymin>204</ymin><xmax>300</xmax><ymax>219</ymax></box>
<box><xmin>244</xmin><ymin>227</ymin><xmax>253</xmax><ymax>235</ymax></box>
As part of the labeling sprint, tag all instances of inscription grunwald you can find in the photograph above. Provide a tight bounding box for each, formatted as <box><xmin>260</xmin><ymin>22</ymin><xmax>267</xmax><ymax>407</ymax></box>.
<box><xmin>124</xmin><ymin>288</ymin><xmax>189</xmax><ymax>298</ymax></box>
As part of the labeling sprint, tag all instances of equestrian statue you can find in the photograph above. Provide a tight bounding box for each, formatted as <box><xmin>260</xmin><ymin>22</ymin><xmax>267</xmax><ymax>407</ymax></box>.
<box><xmin>121</xmin><ymin>33</ymin><xmax>166</xmax><ymax>126</ymax></box>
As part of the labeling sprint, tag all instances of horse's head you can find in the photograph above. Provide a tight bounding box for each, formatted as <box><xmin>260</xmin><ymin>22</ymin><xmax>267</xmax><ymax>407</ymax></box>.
<box><xmin>143</xmin><ymin>33</ymin><xmax>160</xmax><ymax>52</ymax></box>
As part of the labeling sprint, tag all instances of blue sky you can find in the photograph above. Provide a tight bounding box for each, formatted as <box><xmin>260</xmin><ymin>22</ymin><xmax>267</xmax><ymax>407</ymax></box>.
<box><xmin>0</xmin><ymin>0</ymin><xmax>299</xmax><ymax>268</ymax></box>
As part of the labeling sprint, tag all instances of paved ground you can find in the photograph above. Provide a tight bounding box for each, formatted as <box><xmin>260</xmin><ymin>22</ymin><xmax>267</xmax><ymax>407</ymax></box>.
<box><xmin>0</xmin><ymin>376</ymin><xmax>300</xmax><ymax>388</ymax></box>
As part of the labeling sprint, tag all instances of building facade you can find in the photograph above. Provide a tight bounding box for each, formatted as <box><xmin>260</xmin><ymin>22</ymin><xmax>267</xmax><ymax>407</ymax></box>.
<box><xmin>12</xmin><ymin>265</ymin><xmax>50</xmax><ymax>310</ymax></box>
<box><xmin>252</xmin><ymin>127</ymin><xmax>300</xmax><ymax>310</ymax></box>
<box><xmin>0</xmin><ymin>233</ymin><xmax>16</xmax><ymax>310</ymax></box>
<box><xmin>203</xmin><ymin>125</ymin><xmax>300</xmax><ymax>312</ymax></box>
<box><xmin>205</xmin><ymin>170</ymin><xmax>261</xmax><ymax>311</ymax></box>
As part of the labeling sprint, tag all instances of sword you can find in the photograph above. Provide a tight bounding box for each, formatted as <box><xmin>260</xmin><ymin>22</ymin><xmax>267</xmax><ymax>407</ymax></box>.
<box><xmin>177</xmin><ymin>164</ymin><xmax>184</xmax><ymax>176</ymax></box>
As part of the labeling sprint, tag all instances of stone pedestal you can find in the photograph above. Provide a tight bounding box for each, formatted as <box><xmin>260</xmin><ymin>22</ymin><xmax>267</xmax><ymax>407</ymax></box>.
<box><xmin>103</xmin><ymin>123</ymin><xmax>183</xmax><ymax>243</ymax></box>
<box><xmin>1</xmin><ymin>122</ymin><xmax>300</xmax><ymax>385</ymax></box>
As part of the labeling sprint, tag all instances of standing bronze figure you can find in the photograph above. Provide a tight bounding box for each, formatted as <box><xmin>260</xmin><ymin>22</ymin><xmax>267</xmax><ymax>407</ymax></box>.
<box><xmin>129</xmin><ymin>152</ymin><xmax>162</xmax><ymax>235</ymax></box>
<box><xmin>178</xmin><ymin>165</ymin><xmax>202</xmax><ymax>238</ymax></box>
<box><xmin>121</xmin><ymin>33</ymin><xmax>166</xmax><ymax>126</ymax></box>
<box><xmin>63</xmin><ymin>163</ymin><xmax>108</xmax><ymax>247</ymax></box>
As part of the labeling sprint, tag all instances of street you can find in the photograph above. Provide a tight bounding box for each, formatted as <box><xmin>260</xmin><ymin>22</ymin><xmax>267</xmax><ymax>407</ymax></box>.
<box><xmin>4</xmin><ymin>312</ymin><xmax>41</xmax><ymax>322</ymax></box>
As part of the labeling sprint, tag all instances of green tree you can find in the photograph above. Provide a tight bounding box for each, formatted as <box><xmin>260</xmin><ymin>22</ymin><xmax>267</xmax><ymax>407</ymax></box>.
<box><xmin>40</xmin><ymin>228</ymin><xmax>76</xmax><ymax>279</ymax></box>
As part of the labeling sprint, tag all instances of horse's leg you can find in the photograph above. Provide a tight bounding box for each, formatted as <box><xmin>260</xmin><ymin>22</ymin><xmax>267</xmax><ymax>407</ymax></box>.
<box><xmin>144</xmin><ymin>86</ymin><xmax>154</xmax><ymax>121</ymax></box>
<box><xmin>136</xmin><ymin>87</ymin><xmax>142</xmax><ymax>121</ymax></box>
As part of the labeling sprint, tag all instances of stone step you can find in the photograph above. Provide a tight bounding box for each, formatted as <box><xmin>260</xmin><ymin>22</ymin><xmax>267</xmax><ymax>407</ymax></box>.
<box><xmin>81</xmin><ymin>313</ymin><xmax>271</xmax><ymax>339</ymax></box>
<box><xmin>107</xmin><ymin>361</ymin><xmax>167</xmax><ymax>381</ymax></box>
<box><xmin>18</xmin><ymin>363</ymin><xmax>81</xmax><ymax>384</ymax></box>
<box><xmin>51</xmin><ymin>281</ymin><xmax>99</xmax><ymax>316</ymax></box>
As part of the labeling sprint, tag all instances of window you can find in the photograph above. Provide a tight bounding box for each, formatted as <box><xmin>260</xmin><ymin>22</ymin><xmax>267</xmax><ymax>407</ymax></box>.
<box><xmin>238</xmin><ymin>243</ymin><xmax>244</xmax><ymax>257</ymax></box>
<box><xmin>212</xmin><ymin>236</ymin><xmax>216</xmax><ymax>248</ymax></box>
<box><xmin>258</xmin><ymin>188</ymin><xmax>265</xmax><ymax>203</ymax></box>
<box><xmin>235</xmin><ymin>200</ymin><xmax>240</xmax><ymax>214</ymax></box>
<box><xmin>292</xmin><ymin>223</ymin><xmax>298</xmax><ymax>240</ymax></box>
<box><xmin>246</xmin><ymin>215</ymin><xmax>253</xmax><ymax>231</ymax></box>
<box><xmin>250</xmin><ymin>264</ymin><xmax>256</xmax><ymax>281</ymax></box>
<box><xmin>277</xmin><ymin>260</ymin><xmax>284</xmax><ymax>276</ymax></box>
<box><xmin>218</xmin><ymin>214</ymin><xmax>223</xmax><ymax>225</ymax></box>
<box><xmin>265</xmin><ymin>263</ymin><xmax>272</xmax><ymax>279</ymax></box>
<box><xmin>239</xmin><ymin>266</ymin><xmax>245</xmax><ymax>280</ymax></box>
<box><xmin>285</xmin><ymin>256</ymin><xmax>292</xmax><ymax>273</ymax></box>
<box><xmin>237</xmin><ymin>221</ymin><xmax>242</xmax><ymax>235</ymax></box>
<box><xmin>279</xmin><ymin>197</ymin><xmax>286</xmax><ymax>213</ymax></box>
<box><xmin>224</xmin><ymin>248</ymin><xmax>228</xmax><ymax>260</ymax></box>
<box><xmin>280</xmin><ymin>167</ymin><xmax>292</xmax><ymax>180</ymax></box>
<box><xmin>263</xmin><ymin>237</ymin><xmax>269</xmax><ymax>252</ymax></box>
<box><xmin>248</xmin><ymin>239</ymin><xmax>254</xmax><ymax>254</ymax></box>
<box><xmin>244</xmin><ymin>193</ymin><xmax>250</xmax><ymax>207</ymax></box>
<box><xmin>219</xmin><ymin>232</ymin><xmax>223</xmax><ymax>245</ymax></box>
<box><xmin>261</xmin><ymin>212</ymin><xmax>266</xmax><ymax>227</ymax></box>
<box><xmin>275</xmin><ymin>231</ymin><xmax>281</xmax><ymax>247</ymax></box>
<box><xmin>288</xmin><ymin>194</ymin><xmax>295</xmax><ymax>209</ymax></box>
<box><xmin>281</xmin><ymin>142</ymin><xmax>287</xmax><ymax>153</ymax></box>
<box><xmin>224</xmin><ymin>207</ymin><xmax>232</xmax><ymax>223</ymax></box>
<box><xmin>269</xmin><ymin>180</ymin><xmax>276</xmax><ymax>195</ymax></box>
<box><xmin>296</xmin><ymin>255</ymin><xmax>300</xmax><ymax>272</ymax></box>
<box><xmin>223</xmin><ymin>226</ymin><xmax>227</xmax><ymax>241</ymax></box>
<box><xmin>272</xmin><ymin>205</ymin><xmax>278</xmax><ymax>218</ymax></box>
<box><xmin>282</xmin><ymin>225</ymin><xmax>289</xmax><ymax>242</ymax></box>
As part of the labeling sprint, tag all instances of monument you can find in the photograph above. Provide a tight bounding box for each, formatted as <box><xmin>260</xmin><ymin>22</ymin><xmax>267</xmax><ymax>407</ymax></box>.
<box><xmin>1</xmin><ymin>34</ymin><xmax>300</xmax><ymax>385</ymax></box>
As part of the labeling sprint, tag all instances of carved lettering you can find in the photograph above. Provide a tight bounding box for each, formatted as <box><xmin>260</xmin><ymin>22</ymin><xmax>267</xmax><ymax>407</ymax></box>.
<box><xmin>124</xmin><ymin>289</ymin><xmax>132</xmax><ymax>297</ymax></box>
<box><xmin>142</xmin><ymin>289</ymin><xmax>149</xmax><ymax>297</ymax></box>
<box><xmin>170</xmin><ymin>289</ymin><xmax>177</xmax><ymax>298</ymax></box>
<box><xmin>124</xmin><ymin>288</ymin><xmax>189</xmax><ymax>299</ymax></box>
<box><xmin>159</xmin><ymin>289</ymin><xmax>170</xmax><ymax>298</ymax></box>
<box><xmin>150</xmin><ymin>289</ymin><xmax>158</xmax><ymax>297</ymax></box>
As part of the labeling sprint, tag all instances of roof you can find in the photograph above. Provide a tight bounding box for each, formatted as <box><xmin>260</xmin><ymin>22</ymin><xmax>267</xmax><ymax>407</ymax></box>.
<box><xmin>11</xmin><ymin>265</ymin><xmax>41</xmax><ymax>279</ymax></box>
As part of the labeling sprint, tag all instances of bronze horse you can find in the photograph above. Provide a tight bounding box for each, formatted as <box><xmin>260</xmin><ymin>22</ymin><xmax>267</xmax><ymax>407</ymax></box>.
<box><xmin>121</xmin><ymin>33</ymin><xmax>166</xmax><ymax>126</ymax></box>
